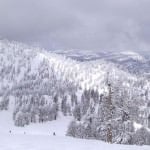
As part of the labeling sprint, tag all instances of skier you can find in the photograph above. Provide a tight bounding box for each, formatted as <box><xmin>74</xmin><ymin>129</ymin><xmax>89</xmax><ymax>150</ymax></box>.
<box><xmin>53</xmin><ymin>132</ymin><xmax>56</xmax><ymax>136</ymax></box>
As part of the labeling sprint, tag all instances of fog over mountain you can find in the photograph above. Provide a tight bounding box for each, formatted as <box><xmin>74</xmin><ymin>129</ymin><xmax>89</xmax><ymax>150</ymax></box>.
<box><xmin>0</xmin><ymin>0</ymin><xmax>150</xmax><ymax>51</ymax></box>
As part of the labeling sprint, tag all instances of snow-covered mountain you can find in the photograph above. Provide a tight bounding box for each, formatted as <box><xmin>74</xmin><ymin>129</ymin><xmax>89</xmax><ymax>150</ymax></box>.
<box><xmin>1</xmin><ymin>40</ymin><xmax>147</xmax><ymax>96</ymax></box>
<box><xmin>0</xmin><ymin>40</ymin><xmax>150</xmax><ymax>145</ymax></box>
<box><xmin>54</xmin><ymin>49</ymin><xmax>150</xmax><ymax>77</ymax></box>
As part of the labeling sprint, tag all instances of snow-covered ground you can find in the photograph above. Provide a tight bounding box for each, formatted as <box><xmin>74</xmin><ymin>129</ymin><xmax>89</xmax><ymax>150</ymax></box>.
<box><xmin>0</xmin><ymin>110</ymin><xmax>150</xmax><ymax>150</ymax></box>
<box><xmin>1</xmin><ymin>133</ymin><xmax>150</xmax><ymax>150</ymax></box>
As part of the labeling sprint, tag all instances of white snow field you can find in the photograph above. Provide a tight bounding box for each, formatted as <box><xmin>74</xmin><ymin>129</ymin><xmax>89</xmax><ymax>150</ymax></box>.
<box><xmin>0</xmin><ymin>110</ymin><xmax>150</xmax><ymax>150</ymax></box>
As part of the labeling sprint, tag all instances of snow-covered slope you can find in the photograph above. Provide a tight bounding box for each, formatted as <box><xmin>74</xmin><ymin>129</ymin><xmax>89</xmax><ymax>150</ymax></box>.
<box><xmin>0</xmin><ymin>109</ymin><xmax>149</xmax><ymax>150</ymax></box>
<box><xmin>1</xmin><ymin>40</ymin><xmax>144</xmax><ymax>95</ymax></box>
<box><xmin>0</xmin><ymin>40</ymin><xmax>150</xmax><ymax>147</ymax></box>
<box><xmin>1</xmin><ymin>127</ymin><xmax>150</xmax><ymax>150</ymax></box>
<box><xmin>0</xmin><ymin>40</ymin><xmax>150</xmax><ymax>115</ymax></box>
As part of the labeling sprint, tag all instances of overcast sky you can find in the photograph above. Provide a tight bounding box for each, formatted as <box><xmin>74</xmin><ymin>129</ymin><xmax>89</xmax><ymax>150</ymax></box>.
<box><xmin>0</xmin><ymin>0</ymin><xmax>150</xmax><ymax>51</ymax></box>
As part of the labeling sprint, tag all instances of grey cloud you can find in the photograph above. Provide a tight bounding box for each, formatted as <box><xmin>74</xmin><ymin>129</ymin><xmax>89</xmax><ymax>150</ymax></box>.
<box><xmin>0</xmin><ymin>0</ymin><xmax>150</xmax><ymax>51</ymax></box>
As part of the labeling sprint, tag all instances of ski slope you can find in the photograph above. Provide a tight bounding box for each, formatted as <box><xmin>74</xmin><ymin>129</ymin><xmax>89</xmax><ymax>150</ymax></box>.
<box><xmin>1</xmin><ymin>133</ymin><xmax>150</xmax><ymax>150</ymax></box>
<box><xmin>0</xmin><ymin>110</ymin><xmax>150</xmax><ymax>150</ymax></box>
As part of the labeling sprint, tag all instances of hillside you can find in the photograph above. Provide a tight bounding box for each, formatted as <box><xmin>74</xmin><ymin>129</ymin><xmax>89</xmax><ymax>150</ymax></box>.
<box><xmin>0</xmin><ymin>40</ymin><xmax>150</xmax><ymax>145</ymax></box>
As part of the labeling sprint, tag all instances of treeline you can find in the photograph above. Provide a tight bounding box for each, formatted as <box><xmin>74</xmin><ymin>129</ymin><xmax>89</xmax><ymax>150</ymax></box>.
<box><xmin>67</xmin><ymin>84</ymin><xmax>150</xmax><ymax>145</ymax></box>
